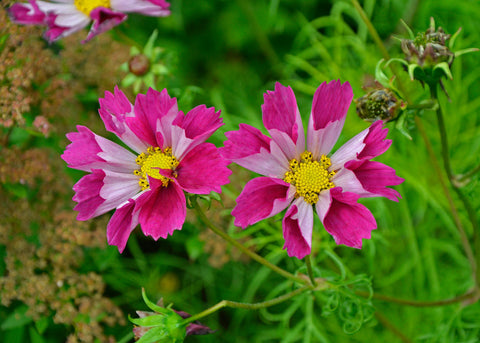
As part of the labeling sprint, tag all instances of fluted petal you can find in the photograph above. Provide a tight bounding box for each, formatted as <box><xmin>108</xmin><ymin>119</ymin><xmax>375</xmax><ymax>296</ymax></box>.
<box><xmin>307</xmin><ymin>80</ymin><xmax>353</xmax><ymax>159</ymax></box>
<box><xmin>136</xmin><ymin>181</ymin><xmax>186</xmax><ymax>240</ymax></box>
<box><xmin>176</xmin><ymin>142</ymin><xmax>231</xmax><ymax>194</ymax></box>
<box><xmin>107</xmin><ymin>199</ymin><xmax>140</xmax><ymax>253</ymax></box>
<box><xmin>262</xmin><ymin>82</ymin><xmax>305</xmax><ymax>160</ymax></box>
<box><xmin>282</xmin><ymin>199</ymin><xmax>314</xmax><ymax>259</ymax></box>
<box><xmin>232</xmin><ymin>177</ymin><xmax>294</xmax><ymax>228</ymax></box>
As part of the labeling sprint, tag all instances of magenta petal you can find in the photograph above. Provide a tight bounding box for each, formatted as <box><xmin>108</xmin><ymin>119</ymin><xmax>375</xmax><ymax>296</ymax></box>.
<box><xmin>221</xmin><ymin>124</ymin><xmax>287</xmax><ymax>177</ymax></box>
<box><xmin>98</xmin><ymin>87</ymin><xmax>147</xmax><ymax>153</ymax></box>
<box><xmin>129</xmin><ymin>88</ymin><xmax>179</xmax><ymax>148</ymax></box>
<box><xmin>62</xmin><ymin>126</ymin><xmax>104</xmax><ymax>171</ymax></box>
<box><xmin>282</xmin><ymin>199</ymin><xmax>313</xmax><ymax>259</ymax></box>
<box><xmin>307</xmin><ymin>80</ymin><xmax>353</xmax><ymax>158</ymax></box>
<box><xmin>173</xmin><ymin>105</ymin><xmax>223</xmax><ymax>143</ymax></box>
<box><xmin>345</xmin><ymin>160</ymin><xmax>404</xmax><ymax>201</ymax></box>
<box><xmin>357</xmin><ymin>120</ymin><xmax>391</xmax><ymax>160</ymax></box>
<box><xmin>107</xmin><ymin>199</ymin><xmax>139</xmax><ymax>253</ymax></box>
<box><xmin>136</xmin><ymin>183</ymin><xmax>186</xmax><ymax>240</ymax></box>
<box><xmin>322</xmin><ymin>188</ymin><xmax>377</xmax><ymax>248</ymax></box>
<box><xmin>72</xmin><ymin>169</ymin><xmax>105</xmax><ymax>221</ymax></box>
<box><xmin>262</xmin><ymin>82</ymin><xmax>305</xmax><ymax>156</ymax></box>
<box><xmin>232</xmin><ymin>177</ymin><xmax>292</xmax><ymax>228</ymax></box>
<box><xmin>8</xmin><ymin>1</ymin><xmax>45</xmax><ymax>25</ymax></box>
<box><xmin>176</xmin><ymin>142</ymin><xmax>231</xmax><ymax>194</ymax></box>
<box><xmin>84</xmin><ymin>7</ymin><xmax>127</xmax><ymax>42</ymax></box>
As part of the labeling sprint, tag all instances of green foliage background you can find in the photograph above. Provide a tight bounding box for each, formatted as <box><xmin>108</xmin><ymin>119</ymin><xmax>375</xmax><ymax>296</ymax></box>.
<box><xmin>1</xmin><ymin>0</ymin><xmax>480</xmax><ymax>342</ymax></box>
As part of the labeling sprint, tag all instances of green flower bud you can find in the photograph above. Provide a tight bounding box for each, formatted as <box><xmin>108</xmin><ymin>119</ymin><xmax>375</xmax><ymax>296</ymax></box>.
<box><xmin>355</xmin><ymin>88</ymin><xmax>406</xmax><ymax>122</ymax></box>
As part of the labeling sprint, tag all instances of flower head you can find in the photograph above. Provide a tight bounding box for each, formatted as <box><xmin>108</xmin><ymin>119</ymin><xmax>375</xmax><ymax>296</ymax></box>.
<box><xmin>62</xmin><ymin>87</ymin><xmax>231</xmax><ymax>252</ymax></box>
<box><xmin>131</xmin><ymin>289</ymin><xmax>213</xmax><ymax>343</ymax></box>
<box><xmin>8</xmin><ymin>0</ymin><xmax>170</xmax><ymax>42</ymax></box>
<box><xmin>355</xmin><ymin>87</ymin><xmax>406</xmax><ymax>122</ymax></box>
<box><xmin>221</xmin><ymin>81</ymin><xmax>404</xmax><ymax>259</ymax></box>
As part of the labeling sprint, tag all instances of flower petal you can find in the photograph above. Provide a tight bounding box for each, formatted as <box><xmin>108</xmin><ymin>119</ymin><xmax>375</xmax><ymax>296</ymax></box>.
<box><xmin>262</xmin><ymin>82</ymin><xmax>305</xmax><ymax>159</ymax></box>
<box><xmin>232</xmin><ymin>177</ymin><xmax>293</xmax><ymax>228</ymax></box>
<box><xmin>176</xmin><ymin>142</ymin><xmax>231</xmax><ymax>194</ymax></box>
<box><xmin>173</xmin><ymin>105</ymin><xmax>223</xmax><ymax>146</ymax></box>
<box><xmin>98</xmin><ymin>86</ymin><xmax>148</xmax><ymax>153</ymax></box>
<box><xmin>111</xmin><ymin>0</ymin><xmax>170</xmax><ymax>16</ymax></box>
<box><xmin>282</xmin><ymin>199</ymin><xmax>314</xmax><ymax>259</ymax></box>
<box><xmin>136</xmin><ymin>182</ymin><xmax>186</xmax><ymax>240</ymax></box>
<box><xmin>62</xmin><ymin>125</ymin><xmax>137</xmax><ymax>172</ymax></box>
<box><xmin>129</xmin><ymin>88</ymin><xmax>179</xmax><ymax>148</ymax></box>
<box><xmin>8</xmin><ymin>1</ymin><xmax>46</xmax><ymax>25</ymax></box>
<box><xmin>330</xmin><ymin>121</ymin><xmax>390</xmax><ymax>169</ymax></box>
<box><xmin>107</xmin><ymin>199</ymin><xmax>140</xmax><ymax>253</ymax></box>
<box><xmin>73</xmin><ymin>169</ymin><xmax>140</xmax><ymax>220</ymax></box>
<box><xmin>72</xmin><ymin>169</ymin><xmax>105</xmax><ymax>221</ymax></box>
<box><xmin>221</xmin><ymin>124</ymin><xmax>287</xmax><ymax>177</ymax></box>
<box><xmin>85</xmin><ymin>7</ymin><xmax>127</xmax><ymax>42</ymax></box>
<box><xmin>345</xmin><ymin>160</ymin><xmax>404</xmax><ymax>201</ymax></box>
<box><xmin>318</xmin><ymin>188</ymin><xmax>377</xmax><ymax>248</ymax></box>
<box><xmin>307</xmin><ymin>80</ymin><xmax>353</xmax><ymax>159</ymax></box>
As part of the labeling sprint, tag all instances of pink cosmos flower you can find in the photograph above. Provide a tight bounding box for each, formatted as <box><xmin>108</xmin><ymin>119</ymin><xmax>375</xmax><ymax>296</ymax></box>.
<box><xmin>8</xmin><ymin>0</ymin><xmax>170</xmax><ymax>42</ymax></box>
<box><xmin>221</xmin><ymin>80</ymin><xmax>404</xmax><ymax>259</ymax></box>
<box><xmin>62</xmin><ymin>87</ymin><xmax>231</xmax><ymax>252</ymax></box>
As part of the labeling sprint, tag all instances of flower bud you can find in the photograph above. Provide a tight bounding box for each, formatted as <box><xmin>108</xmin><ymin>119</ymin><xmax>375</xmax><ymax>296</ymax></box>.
<box><xmin>355</xmin><ymin>88</ymin><xmax>405</xmax><ymax>122</ymax></box>
<box><xmin>128</xmin><ymin>54</ymin><xmax>150</xmax><ymax>76</ymax></box>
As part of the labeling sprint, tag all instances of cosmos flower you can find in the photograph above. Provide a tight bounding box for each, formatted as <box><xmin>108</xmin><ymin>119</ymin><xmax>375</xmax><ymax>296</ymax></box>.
<box><xmin>8</xmin><ymin>0</ymin><xmax>170</xmax><ymax>42</ymax></box>
<box><xmin>62</xmin><ymin>87</ymin><xmax>231</xmax><ymax>252</ymax></box>
<box><xmin>221</xmin><ymin>80</ymin><xmax>404</xmax><ymax>259</ymax></box>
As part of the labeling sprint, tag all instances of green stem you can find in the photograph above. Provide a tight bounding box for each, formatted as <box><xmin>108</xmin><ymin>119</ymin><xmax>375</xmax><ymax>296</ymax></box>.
<box><xmin>375</xmin><ymin>311</ymin><xmax>413</xmax><ymax>343</ymax></box>
<box><xmin>191</xmin><ymin>197</ymin><xmax>307</xmax><ymax>285</ymax></box>
<box><xmin>305</xmin><ymin>254</ymin><xmax>317</xmax><ymax>287</ymax></box>
<box><xmin>183</xmin><ymin>285</ymin><xmax>311</xmax><ymax>324</ymax></box>
<box><xmin>429</xmin><ymin>83</ymin><xmax>479</xmax><ymax>284</ymax></box>
<box><xmin>357</xmin><ymin>288</ymin><xmax>478</xmax><ymax>307</ymax></box>
<box><xmin>350</xmin><ymin>0</ymin><xmax>391</xmax><ymax>61</ymax></box>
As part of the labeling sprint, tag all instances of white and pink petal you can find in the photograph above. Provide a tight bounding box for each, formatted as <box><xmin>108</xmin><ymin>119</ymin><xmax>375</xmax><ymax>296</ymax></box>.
<box><xmin>282</xmin><ymin>199</ymin><xmax>314</xmax><ymax>259</ymax></box>
<box><xmin>232</xmin><ymin>177</ymin><xmax>294</xmax><ymax>228</ymax></box>
<box><xmin>107</xmin><ymin>199</ymin><xmax>140</xmax><ymax>253</ymax></box>
<box><xmin>262</xmin><ymin>82</ymin><xmax>305</xmax><ymax>159</ymax></box>
<box><xmin>307</xmin><ymin>80</ymin><xmax>353</xmax><ymax>159</ymax></box>
<box><xmin>221</xmin><ymin>124</ymin><xmax>287</xmax><ymax>178</ymax></box>
<box><xmin>345</xmin><ymin>160</ymin><xmax>404</xmax><ymax>201</ymax></box>
<box><xmin>110</xmin><ymin>0</ymin><xmax>170</xmax><ymax>16</ymax></box>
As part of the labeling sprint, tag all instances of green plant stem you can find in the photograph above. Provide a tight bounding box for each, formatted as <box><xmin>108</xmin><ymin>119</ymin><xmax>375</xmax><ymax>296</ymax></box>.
<box><xmin>357</xmin><ymin>288</ymin><xmax>478</xmax><ymax>307</ymax></box>
<box><xmin>350</xmin><ymin>0</ymin><xmax>390</xmax><ymax>61</ymax></box>
<box><xmin>375</xmin><ymin>311</ymin><xmax>413</xmax><ymax>343</ymax></box>
<box><xmin>182</xmin><ymin>285</ymin><xmax>311</xmax><ymax>325</ymax></box>
<box><xmin>305</xmin><ymin>254</ymin><xmax>317</xmax><ymax>287</ymax></box>
<box><xmin>429</xmin><ymin>83</ymin><xmax>479</xmax><ymax>284</ymax></box>
<box><xmin>191</xmin><ymin>197</ymin><xmax>307</xmax><ymax>285</ymax></box>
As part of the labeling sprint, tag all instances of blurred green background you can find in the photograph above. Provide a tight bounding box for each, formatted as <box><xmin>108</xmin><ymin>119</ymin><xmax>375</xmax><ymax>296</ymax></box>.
<box><xmin>1</xmin><ymin>0</ymin><xmax>479</xmax><ymax>342</ymax></box>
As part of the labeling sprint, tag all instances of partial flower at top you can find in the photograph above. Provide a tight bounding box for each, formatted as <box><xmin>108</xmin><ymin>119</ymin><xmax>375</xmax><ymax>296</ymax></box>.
<box><xmin>62</xmin><ymin>87</ymin><xmax>231</xmax><ymax>252</ymax></box>
<box><xmin>221</xmin><ymin>81</ymin><xmax>404</xmax><ymax>259</ymax></box>
<box><xmin>8</xmin><ymin>0</ymin><xmax>170</xmax><ymax>42</ymax></box>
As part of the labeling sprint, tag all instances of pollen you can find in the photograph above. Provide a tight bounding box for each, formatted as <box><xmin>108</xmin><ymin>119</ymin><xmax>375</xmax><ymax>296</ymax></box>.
<box><xmin>134</xmin><ymin>147</ymin><xmax>179</xmax><ymax>190</ymax></box>
<box><xmin>74</xmin><ymin>0</ymin><xmax>111</xmax><ymax>16</ymax></box>
<box><xmin>284</xmin><ymin>151</ymin><xmax>335</xmax><ymax>205</ymax></box>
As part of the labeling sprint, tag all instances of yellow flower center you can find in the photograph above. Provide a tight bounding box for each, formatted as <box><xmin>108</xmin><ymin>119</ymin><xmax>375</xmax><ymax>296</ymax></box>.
<box><xmin>134</xmin><ymin>147</ymin><xmax>179</xmax><ymax>190</ymax></box>
<box><xmin>74</xmin><ymin>0</ymin><xmax>111</xmax><ymax>16</ymax></box>
<box><xmin>284</xmin><ymin>151</ymin><xmax>336</xmax><ymax>205</ymax></box>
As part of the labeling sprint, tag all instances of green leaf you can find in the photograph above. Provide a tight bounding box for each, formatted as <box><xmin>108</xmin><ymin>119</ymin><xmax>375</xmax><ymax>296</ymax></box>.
<box><xmin>34</xmin><ymin>317</ymin><xmax>49</xmax><ymax>335</ymax></box>
<box><xmin>185</xmin><ymin>236</ymin><xmax>205</xmax><ymax>260</ymax></box>
<box><xmin>1</xmin><ymin>305</ymin><xmax>33</xmax><ymax>330</ymax></box>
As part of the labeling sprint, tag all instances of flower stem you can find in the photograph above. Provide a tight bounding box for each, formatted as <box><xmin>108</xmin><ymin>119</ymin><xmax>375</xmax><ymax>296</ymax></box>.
<box><xmin>457</xmin><ymin>163</ymin><xmax>480</xmax><ymax>183</ymax></box>
<box><xmin>191</xmin><ymin>197</ymin><xmax>307</xmax><ymax>285</ymax></box>
<box><xmin>428</xmin><ymin>82</ymin><xmax>479</xmax><ymax>284</ymax></box>
<box><xmin>305</xmin><ymin>254</ymin><xmax>317</xmax><ymax>287</ymax></box>
<box><xmin>182</xmin><ymin>285</ymin><xmax>311</xmax><ymax>325</ymax></box>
